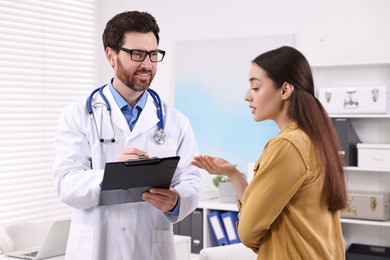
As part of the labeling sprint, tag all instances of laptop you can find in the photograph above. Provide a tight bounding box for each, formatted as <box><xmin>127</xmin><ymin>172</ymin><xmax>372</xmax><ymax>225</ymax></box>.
<box><xmin>6</xmin><ymin>219</ymin><xmax>71</xmax><ymax>260</ymax></box>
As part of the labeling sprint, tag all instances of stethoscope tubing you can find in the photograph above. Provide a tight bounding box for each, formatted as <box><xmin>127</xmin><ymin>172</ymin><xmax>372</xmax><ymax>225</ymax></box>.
<box><xmin>87</xmin><ymin>84</ymin><xmax>165</xmax><ymax>143</ymax></box>
<box><xmin>146</xmin><ymin>88</ymin><xmax>164</xmax><ymax>130</ymax></box>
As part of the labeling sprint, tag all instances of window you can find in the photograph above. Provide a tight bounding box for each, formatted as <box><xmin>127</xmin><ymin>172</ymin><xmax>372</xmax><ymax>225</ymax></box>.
<box><xmin>0</xmin><ymin>0</ymin><xmax>97</xmax><ymax>226</ymax></box>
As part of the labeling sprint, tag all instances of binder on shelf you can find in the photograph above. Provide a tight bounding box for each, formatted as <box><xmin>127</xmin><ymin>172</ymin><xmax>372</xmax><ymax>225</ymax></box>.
<box><xmin>207</xmin><ymin>211</ymin><xmax>230</xmax><ymax>246</ymax></box>
<box><xmin>332</xmin><ymin>118</ymin><xmax>361</xmax><ymax>166</ymax></box>
<box><xmin>220</xmin><ymin>211</ymin><xmax>241</xmax><ymax>244</ymax></box>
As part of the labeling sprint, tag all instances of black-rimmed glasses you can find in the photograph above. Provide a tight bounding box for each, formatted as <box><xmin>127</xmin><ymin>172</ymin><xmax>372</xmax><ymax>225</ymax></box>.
<box><xmin>119</xmin><ymin>47</ymin><xmax>166</xmax><ymax>62</ymax></box>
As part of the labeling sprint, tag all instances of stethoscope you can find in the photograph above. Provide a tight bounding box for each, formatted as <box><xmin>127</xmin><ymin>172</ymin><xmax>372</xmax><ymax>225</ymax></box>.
<box><xmin>86</xmin><ymin>85</ymin><xmax>166</xmax><ymax>144</ymax></box>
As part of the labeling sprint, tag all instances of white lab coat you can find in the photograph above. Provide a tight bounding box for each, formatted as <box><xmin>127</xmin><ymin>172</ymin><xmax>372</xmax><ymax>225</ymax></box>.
<box><xmin>52</xmin><ymin>85</ymin><xmax>201</xmax><ymax>260</ymax></box>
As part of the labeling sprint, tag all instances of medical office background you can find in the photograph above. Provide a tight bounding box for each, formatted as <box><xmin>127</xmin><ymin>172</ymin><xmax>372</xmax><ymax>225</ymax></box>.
<box><xmin>1</xmin><ymin>0</ymin><xmax>390</xmax><ymax>230</ymax></box>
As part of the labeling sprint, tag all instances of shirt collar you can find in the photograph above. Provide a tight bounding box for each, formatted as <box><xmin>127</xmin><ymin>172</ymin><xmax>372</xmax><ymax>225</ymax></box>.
<box><xmin>108</xmin><ymin>80</ymin><xmax>148</xmax><ymax>110</ymax></box>
<box><xmin>281</xmin><ymin>121</ymin><xmax>298</xmax><ymax>133</ymax></box>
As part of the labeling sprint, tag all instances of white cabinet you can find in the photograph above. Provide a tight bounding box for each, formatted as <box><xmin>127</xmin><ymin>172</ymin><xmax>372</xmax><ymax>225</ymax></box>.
<box><xmin>197</xmin><ymin>199</ymin><xmax>238</xmax><ymax>249</ymax></box>
<box><xmin>313</xmin><ymin>62</ymin><xmax>390</xmax><ymax>248</ymax></box>
<box><xmin>334</xmin><ymin>116</ymin><xmax>390</xmax><ymax>248</ymax></box>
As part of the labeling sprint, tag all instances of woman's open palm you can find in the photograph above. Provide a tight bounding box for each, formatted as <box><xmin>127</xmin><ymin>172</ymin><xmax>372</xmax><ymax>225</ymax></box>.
<box><xmin>192</xmin><ymin>155</ymin><xmax>236</xmax><ymax>177</ymax></box>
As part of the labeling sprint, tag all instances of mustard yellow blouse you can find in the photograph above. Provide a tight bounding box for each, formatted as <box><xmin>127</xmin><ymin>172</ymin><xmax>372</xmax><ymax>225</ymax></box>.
<box><xmin>237</xmin><ymin>122</ymin><xmax>345</xmax><ymax>260</ymax></box>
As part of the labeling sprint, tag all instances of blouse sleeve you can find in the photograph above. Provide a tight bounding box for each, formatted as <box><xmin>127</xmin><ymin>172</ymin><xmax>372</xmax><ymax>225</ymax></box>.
<box><xmin>237</xmin><ymin>138</ymin><xmax>307</xmax><ymax>252</ymax></box>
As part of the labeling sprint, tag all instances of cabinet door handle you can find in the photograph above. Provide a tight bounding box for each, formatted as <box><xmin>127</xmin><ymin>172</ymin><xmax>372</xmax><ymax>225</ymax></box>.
<box><xmin>370</xmin><ymin>197</ymin><xmax>377</xmax><ymax>211</ymax></box>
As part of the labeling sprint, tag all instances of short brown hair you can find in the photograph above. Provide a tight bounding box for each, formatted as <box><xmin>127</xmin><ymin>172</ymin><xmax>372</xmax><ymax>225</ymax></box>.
<box><xmin>102</xmin><ymin>11</ymin><xmax>160</xmax><ymax>51</ymax></box>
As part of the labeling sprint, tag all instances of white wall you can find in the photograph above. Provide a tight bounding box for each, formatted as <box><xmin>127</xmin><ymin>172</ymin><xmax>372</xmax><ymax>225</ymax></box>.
<box><xmin>97</xmin><ymin>0</ymin><xmax>390</xmax><ymax>104</ymax></box>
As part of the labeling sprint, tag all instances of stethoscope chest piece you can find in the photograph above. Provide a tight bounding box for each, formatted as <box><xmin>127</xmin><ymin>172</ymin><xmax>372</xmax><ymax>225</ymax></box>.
<box><xmin>153</xmin><ymin>128</ymin><xmax>166</xmax><ymax>145</ymax></box>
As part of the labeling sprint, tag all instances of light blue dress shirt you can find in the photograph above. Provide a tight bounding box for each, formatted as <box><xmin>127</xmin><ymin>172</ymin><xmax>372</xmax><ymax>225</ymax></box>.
<box><xmin>109</xmin><ymin>81</ymin><xmax>147</xmax><ymax>131</ymax></box>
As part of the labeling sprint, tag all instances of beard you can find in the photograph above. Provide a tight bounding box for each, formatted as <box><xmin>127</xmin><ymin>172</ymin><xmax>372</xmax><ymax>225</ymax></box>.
<box><xmin>116</xmin><ymin>57</ymin><xmax>155</xmax><ymax>92</ymax></box>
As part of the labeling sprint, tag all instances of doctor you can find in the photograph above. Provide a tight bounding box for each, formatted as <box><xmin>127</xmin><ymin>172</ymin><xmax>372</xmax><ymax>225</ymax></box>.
<box><xmin>52</xmin><ymin>11</ymin><xmax>201</xmax><ymax>260</ymax></box>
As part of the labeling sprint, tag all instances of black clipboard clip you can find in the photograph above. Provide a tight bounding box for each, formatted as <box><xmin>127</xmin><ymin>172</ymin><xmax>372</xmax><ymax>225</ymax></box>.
<box><xmin>125</xmin><ymin>155</ymin><xmax>160</xmax><ymax>166</ymax></box>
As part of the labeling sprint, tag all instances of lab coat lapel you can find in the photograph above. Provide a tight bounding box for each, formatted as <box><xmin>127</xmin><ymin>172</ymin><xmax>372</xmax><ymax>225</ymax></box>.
<box><xmin>101</xmin><ymin>85</ymin><xmax>130</xmax><ymax>133</ymax></box>
<box><xmin>130</xmin><ymin>94</ymin><xmax>159</xmax><ymax>139</ymax></box>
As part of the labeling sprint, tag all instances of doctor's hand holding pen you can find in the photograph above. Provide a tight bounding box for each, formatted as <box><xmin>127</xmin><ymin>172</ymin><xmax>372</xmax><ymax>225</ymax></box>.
<box><xmin>192</xmin><ymin>155</ymin><xmax>248</xmax><ymax>201</ymax></box>
<box><xmin>116</xmin><ymin>147</ymin><xmax>148</xmax><ymax>161</ymax></box>
<box><xmin>117</xmin><ymin>147</ymin><xmax>180</xmax><ymax>212</ymax></box>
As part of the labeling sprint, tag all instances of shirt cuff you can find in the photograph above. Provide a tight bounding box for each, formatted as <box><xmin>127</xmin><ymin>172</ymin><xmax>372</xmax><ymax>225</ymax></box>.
<box><xmin>165</xmin><ymin>195</ymin><xmax>181</xmax><ymax>217</ymax></box>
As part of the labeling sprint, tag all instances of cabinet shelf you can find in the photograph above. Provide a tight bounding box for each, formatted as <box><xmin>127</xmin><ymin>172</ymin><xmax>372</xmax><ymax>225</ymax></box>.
<box><xmin>198</xmin><ymin>198</ymin><xmax>238</xmax><ymax>212</ymax></box>
<box><xmin>341</xmin><ymin>218</ymin><xmax>390</xmax><ymax>227</ymax></box>
<box><xmin>329</xmin><ymin>114</ymin><xmax>390</xmax><ymax>119</ymax></box>
<box><xmin>344</xmin><ymin>166</ymin><xmax>390</xmax><ymax>173</ymax></box>
<box><xmin>311</xmin><ymin>61</ymin><xmax>390</xmax><ymax>68</ymax></box>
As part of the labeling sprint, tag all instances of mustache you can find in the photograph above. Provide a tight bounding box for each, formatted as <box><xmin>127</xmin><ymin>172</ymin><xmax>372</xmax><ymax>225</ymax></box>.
<box><xmin>135</xmin><ymin>68</ymin><xmax>153</xmax><ymax>74</ymax></box>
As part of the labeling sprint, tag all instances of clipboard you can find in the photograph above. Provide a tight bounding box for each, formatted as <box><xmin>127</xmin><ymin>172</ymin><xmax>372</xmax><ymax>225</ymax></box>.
<box><xmin>98</xmin><ymin>156</ymin><xmax>180</xmax><ymax>206</ymax></box>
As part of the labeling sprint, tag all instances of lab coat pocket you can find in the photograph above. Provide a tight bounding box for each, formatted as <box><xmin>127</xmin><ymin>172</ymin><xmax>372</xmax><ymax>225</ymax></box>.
<box><xmin>151</xmin><ymin>230</ymin><xmax>176</xmax><ymax>260</ymax></box>
<box><xmin>150</xmin><ymin>137</ymin><xmax>177</xmax><ymax>157</ymax></box>
<box><xmin>65</xmin><ymin>223</ymin><xmax>93</xmax><ymax>260</ymax></box>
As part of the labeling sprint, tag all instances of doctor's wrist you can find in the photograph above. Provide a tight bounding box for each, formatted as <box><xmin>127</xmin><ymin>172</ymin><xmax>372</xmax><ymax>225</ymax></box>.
<box><xmin>165</xmin><ymin>195</ymin><xmax>181</xmax><ymax>216</ymax></box>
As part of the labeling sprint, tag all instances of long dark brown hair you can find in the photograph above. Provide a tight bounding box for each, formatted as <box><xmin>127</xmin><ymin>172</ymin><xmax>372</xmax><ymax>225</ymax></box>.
<box><xmin>253</xmin><ymin>46</ymin><xmax>347</xmax><ymax>211</ymax></box>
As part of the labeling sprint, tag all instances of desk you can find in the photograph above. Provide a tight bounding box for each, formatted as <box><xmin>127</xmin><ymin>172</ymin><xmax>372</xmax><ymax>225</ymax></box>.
<box><xmin>0</xmin><ymin>235</ymin><xmax>190</xmax><ymax>260</ymax></box>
